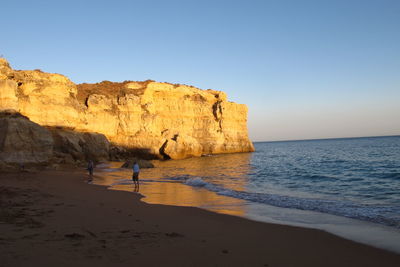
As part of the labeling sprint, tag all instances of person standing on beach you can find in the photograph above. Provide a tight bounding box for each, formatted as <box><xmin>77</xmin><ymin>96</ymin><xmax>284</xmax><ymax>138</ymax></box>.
<box><xmin>132</xmin><ymin>161</ymin><xmax>140</xmax><ymax>187</ymax></box>
<box><xmin>87</xmin><ymin>160</ymin><xmax>94</xmax><ymax>180</ymax></box>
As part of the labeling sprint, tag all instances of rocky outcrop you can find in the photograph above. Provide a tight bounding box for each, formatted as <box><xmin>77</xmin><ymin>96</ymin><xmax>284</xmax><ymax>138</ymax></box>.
<box><xmin>50</xmin><ymin>128</ymin><xmax>110</xmax><ymax>164</ymax></box>
<box><xmin>0</xmin><ymin>111</ymin><xmax>112</xmax><ymax>170</ymax></box>
<box><xmin>0</xmin><ymin>112</ymin><xmax>53</xmax><ymax>168</ymax></box>
<box><xmin>0</xmin><ymin>58</ymin><xmax>254</xmax><ymax>165</ymax></box>
<box><xmin>121</xmin><ymin>159</ymin><xmax>154</xmax><ymax>169</ymax></box>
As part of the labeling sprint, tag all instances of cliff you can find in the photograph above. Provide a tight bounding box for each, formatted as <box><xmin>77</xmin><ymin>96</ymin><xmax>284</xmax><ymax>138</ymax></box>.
<box><xmin>0</xmin><ymin>58</ymin><xmax>254</xmax><ymax>168</ymax></box>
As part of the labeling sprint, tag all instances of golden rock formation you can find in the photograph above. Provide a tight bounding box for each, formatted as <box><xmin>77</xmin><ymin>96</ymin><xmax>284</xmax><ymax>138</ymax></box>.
<box><xmin>0</xmin><ymin>58</ymin><xmax>254</xmax><ymax>165</ymax></box>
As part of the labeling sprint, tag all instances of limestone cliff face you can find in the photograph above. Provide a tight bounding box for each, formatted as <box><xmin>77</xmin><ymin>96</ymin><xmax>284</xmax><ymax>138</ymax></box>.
<box><xmin>0</xmin><ymin>113</ymin><xmax>113</xmax><ymax>171</ymax></box>
<box><xmin>0</xmin><ymin>112</ymin><xmax>54</xmax><ymax>166</ymax></box>
<box><xmin>0</xmin><ymin>58</ymin><xmax>254</xmax><ymax>163</ymax></box>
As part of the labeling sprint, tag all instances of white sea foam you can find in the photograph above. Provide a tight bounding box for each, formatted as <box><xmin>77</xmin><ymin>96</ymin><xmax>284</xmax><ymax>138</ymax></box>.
<box><xmin>182</xmin><ymin>177</ymin><xmax>400</xmax><ymax>228</ymax></box>
<box><xmin>96</xmin><ymin>163</ymin><xmax>112</xmax><ymax>168</ymax></box>
<box><xmin>111</xmin><ymin>179</ymin><xmax>133</xmax><ymax>186</ymax></box>
<box><xmin>185</xmin><ymin>177</ymin><xmax>208</xmax><ymax>187</ymax></box>
<box><xmin>100</xmin><ymin>168</ymin><xmax>122</xmax><ymax>172</ymax></box>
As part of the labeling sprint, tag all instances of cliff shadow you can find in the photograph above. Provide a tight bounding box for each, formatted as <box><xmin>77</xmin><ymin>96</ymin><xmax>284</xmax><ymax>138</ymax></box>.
<box><xmin>0</xmin><ymin>111</ymin><xmax>158</xmax><ymax>169</ymax></box>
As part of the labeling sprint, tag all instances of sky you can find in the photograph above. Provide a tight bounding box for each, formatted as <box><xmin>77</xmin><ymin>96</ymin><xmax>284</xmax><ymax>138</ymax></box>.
<box><xmin>1</xmin><ymin>0</ymin><xmax>399</xmax><ymax>141</ymax></box>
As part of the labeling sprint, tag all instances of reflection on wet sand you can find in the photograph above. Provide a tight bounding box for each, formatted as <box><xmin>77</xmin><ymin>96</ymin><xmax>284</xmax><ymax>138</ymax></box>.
<box><xmin>94</xmin><ymin>153</ymin><xmax>253</xmax><ymax>217</ymax></box>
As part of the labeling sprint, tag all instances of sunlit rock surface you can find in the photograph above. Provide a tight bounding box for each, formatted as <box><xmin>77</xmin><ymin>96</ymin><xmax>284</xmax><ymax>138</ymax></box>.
<box><xmin>0</xmin><ymin>58</ymin><xmax>254</xmax><ymax>165</ymax></box>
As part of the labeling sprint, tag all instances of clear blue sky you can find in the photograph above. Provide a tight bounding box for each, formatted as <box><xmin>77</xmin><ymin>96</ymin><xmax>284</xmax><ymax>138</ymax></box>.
<box><xmin>1</xmin><ymin>0</ymin><xmax>399</xmax><ymax>141</ymax></box>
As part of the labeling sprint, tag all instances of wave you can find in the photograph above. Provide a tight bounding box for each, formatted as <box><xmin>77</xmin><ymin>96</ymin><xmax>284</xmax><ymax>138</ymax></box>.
<box><xmin>375</xmin><ymin>172</ymin><xmax>400</xmax><ymax>180</ymax></box>
<box><xmin>100</xmin><ymin>168</ymin><xmax>123</xmax><ymax>172</ymax></box>
<box><xmin>185</xmin><ymin>177</ymin><xmax>208</xmax><ymax>186</ymax></box>
<box><xmin>96</xmin><ymin>163</ymin><xmax>112</xmax><ymax>168</ymax></box>
<box><xmin>110</xmin><ymin>178</ymin><xmax>183</xmax><ymax>187</ymax></box>
<box><xmin>110</xmin><ymin>179</ymin><xmax>133</xmax><ymax>186</ymax></box>
<box><xmin>302</xmin><ymin>174</ymin><xmax>338</xmax><ymax>181</ymax></box>
<box><xmin>183</xmin><ymin>177</ymin><xmax>400</xmax><ymax>228</ymax></box>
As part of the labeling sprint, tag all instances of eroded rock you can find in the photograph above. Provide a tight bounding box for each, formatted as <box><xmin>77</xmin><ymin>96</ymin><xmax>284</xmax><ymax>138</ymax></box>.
<box><xmin>0</xmin><ymin>58</ymin><xmax>254</xmax><ymax>162</ymax></box>
<box><xmin>50</xmin><ymin>128</ymin><xmax>110</xmax><ymax>163</ymax></box>
<box><xmin>0</xmin><ymin>112</ymin><xmax>53</xmax><ymax>167</ymax></box>
<box><xmin>121</xmin><ymin>159</ymin><xmax>154</xmax><ymax>169</ymax></box>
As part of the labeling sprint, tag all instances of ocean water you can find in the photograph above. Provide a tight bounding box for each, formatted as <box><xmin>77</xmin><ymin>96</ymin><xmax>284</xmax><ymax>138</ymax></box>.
<box><xmin>93</xmin><ymin>136</ymin><xmax>400</xmax><ymax>252</ymax></box>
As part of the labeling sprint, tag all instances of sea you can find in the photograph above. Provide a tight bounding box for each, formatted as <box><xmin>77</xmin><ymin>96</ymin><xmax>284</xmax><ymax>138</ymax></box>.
<box><xmin>93</xmin><ymin>136</ymin><xmax>400</xmax><ymax>253</ymax></box>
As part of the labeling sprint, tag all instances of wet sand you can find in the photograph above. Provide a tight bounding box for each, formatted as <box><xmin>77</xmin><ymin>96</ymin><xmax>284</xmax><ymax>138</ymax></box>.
<box><xmin>1</xmin><ymin>170</ymin><xmax>399</xmax><ymax>267</ymax></box>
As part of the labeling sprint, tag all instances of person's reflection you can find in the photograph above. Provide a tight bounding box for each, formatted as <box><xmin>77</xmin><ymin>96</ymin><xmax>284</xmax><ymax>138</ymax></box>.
<box><xmin>133</xmin><ymin>183</ymin><xmax>139</xmax><ymax>192</ymax></box>
<box><xmin>87</xmin><ymin>172</ymin><xmax>93</xmax><ymax>184</ymax></box>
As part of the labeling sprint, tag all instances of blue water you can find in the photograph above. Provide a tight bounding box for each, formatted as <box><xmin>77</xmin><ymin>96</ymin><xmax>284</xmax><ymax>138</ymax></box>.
<box><xmin>95</xmin><ymin>136</ymin><xmax>400</xmax><ymax>252</ymax></box>
<box><xmin>240</xmin><ymin>136</ymin><xmax>400</xmax><ymax>227</ymax></box>
<box><xmin>160</xmin><ymin>136</ymin><xmax>400</xmax><ymax>228</ymax></box>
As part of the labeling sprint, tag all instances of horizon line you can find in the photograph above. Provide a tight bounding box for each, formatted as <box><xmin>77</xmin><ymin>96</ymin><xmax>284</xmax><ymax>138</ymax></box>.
<box><xmin>253</xmin><ymin>134</ymin><xmax>400</xmax><ymax>143</ymax></box>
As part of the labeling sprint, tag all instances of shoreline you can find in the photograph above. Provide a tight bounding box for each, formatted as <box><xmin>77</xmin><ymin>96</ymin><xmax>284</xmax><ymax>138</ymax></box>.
<box><xmin>94</xmin><ymin>161</ymin><xmax>400</xmax><ymax>254</ymax></box>
<box><xmin>1</xmin><ymin>170</ymin><xmax>399</xmax><ymax>266</ymax></box>
<box><xmin>106</xmin><ymin>177</ymin><xmax>400</xmax><ymax>254</ymax></box>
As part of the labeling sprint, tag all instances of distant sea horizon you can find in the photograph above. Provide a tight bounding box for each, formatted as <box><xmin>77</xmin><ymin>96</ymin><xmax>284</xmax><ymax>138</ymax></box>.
<box><xmin>253</xmin><ymin>134</ymin><xmax>400</xmax><ymax>143</ymax></box>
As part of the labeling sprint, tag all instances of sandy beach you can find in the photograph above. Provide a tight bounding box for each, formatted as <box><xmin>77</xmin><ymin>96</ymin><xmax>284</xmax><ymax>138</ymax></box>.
<box><xmin>1</xmin><ymin>170</ymin><xmax>399</xmax><ymax>267</ymax></box>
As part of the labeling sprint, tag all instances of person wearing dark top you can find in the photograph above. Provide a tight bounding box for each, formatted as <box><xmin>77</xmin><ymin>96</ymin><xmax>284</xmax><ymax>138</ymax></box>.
<box><xmin>87</xmin><ymin>160</ymin><xmax>94</xmax><ymax>181</ymax></box>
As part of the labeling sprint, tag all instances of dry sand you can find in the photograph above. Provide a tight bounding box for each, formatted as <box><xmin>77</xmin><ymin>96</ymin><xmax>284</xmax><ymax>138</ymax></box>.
<box><xmin>1</xmin><ymin>170</ymin><xmax>399</xmax><ymax>267</ymax></box>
